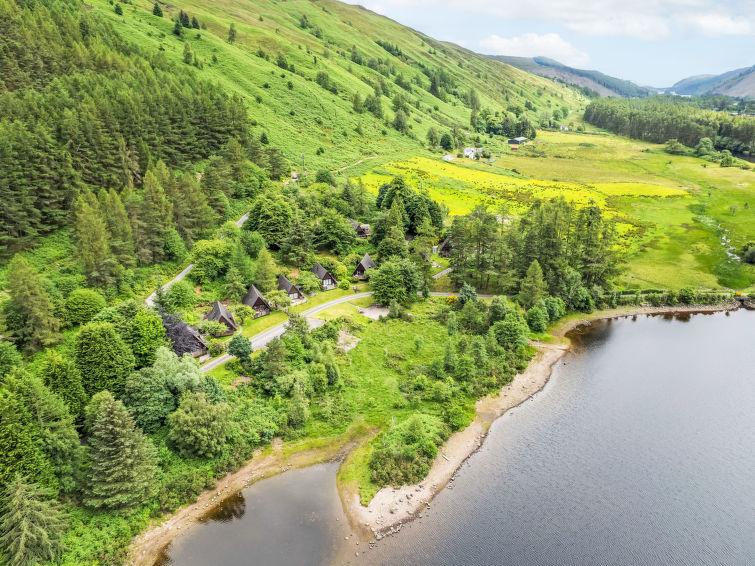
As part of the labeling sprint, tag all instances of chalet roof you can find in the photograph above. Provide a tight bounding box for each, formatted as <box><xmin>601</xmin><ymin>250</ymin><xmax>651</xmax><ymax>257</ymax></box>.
<box><xmin>162</xmin><ymin>314</ymin><xmax>208</xmax><ymax>356</ymax></box>
<box><xmin>204</xmin><ymin>301</ymin><xmax>238</xmax><ymax>331</ymax></box>
<box><xmin>277</xmin><ymin>274</ymin><xmax>302</xmax><ymax>295</ymax></box>
<box><xmin>358</xmin><ymin>253</ymin><xmax>376</xmax><ymax>271</ymax></box>
<box><xmin>510</xmin><ymin>136</ymin><xmax>528</xmax><ymax>143</ymax></box>
<box><xmin>312</xmin><ymin>262</ymin><xmax>333</xmax><ymax>281</ymax></box>
<box><xmin>242</xmin><ymin>284</ymin><xmax>271</xmax><ymax>309</ymax></box>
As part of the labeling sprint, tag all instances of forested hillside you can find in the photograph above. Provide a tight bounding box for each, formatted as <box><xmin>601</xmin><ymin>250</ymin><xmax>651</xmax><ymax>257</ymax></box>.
<box><xmin>669</xmin><ymin>65</ymin><xmax>755</xmax><ymax>97</ymax></box>
<box><xmin>489</xmin><ymin>55</ymin><xmax>653</xmax><ymax>98</ymax></box>
<box><xmin>0</xmin><ymin>0</ymin><xmax>584</xmax><ymax>257</ymax></box>
<box><xmin>584</xmin><ymin>97</ymin><xmax>755</xmax><ymax>155</ymax></box>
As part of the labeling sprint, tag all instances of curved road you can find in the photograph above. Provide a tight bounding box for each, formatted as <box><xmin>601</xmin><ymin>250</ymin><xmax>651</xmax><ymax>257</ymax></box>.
<box><xmin>200</xmin><ymin>290</ymin><xmax>493</xmax><ymax>373</ymax></box>
<box><xmin>145</xmin><ymin>213</ymin><xmax>250</xmax><ymax>307</ymax></box>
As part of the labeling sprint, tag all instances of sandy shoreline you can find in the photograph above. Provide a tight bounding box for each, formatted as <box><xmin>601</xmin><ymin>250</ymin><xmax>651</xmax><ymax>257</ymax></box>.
<box><xmin>128</xmin><ymin>302</ymin><xmax>738</xmax><ymax>566</ymax></box>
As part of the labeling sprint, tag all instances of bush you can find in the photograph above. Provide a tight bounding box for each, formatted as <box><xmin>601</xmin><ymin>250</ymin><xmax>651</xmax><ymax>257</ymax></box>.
<box><xmin>526</xmin><ymin>306</ymin><xmax>548</xmax><ymax>332</ymax></box>
<box><xmin>65</xmin><ymin>288</ymin><xmax>106</xmax><ymax>325</ymax></box>
<box><xmin>208</xmin><ymin>339</ymin><xmax>226</xmax><ymax>358</ymax></box>
<box><xmin>677</xmin><ymin>287</ymin><xmax>696</xmax><ymax>304</ymax></box>
<box><xmin>168</xmin><ymin>392</ymin><xmax>232</xmax><ymax>458</ymax></box>
<box><xmin>197</xmin><ymin>319</ymin><xmax>226</xmax><ymax>337</ymax></box>
<box><xmin>543</xmin><ymin>296</ymin><xmax>565</xmax><ymax>321</ymax></box>
<box><xmin>163</xmin><ymin>280</ymin><xmax>195</xmax><ymax>313</ymax></box>
<box><xmin>647</xmin><ymin>293</ymin><xmax>664</xmax><ymax>307</ymax></box>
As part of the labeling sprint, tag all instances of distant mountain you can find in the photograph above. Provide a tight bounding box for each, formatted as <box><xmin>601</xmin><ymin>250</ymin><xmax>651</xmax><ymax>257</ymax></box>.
<box><xmin>487</xmin><ymin>55</ymin><xmax>654</xmax><ymax>98</ymax></box>
<box><xmin>669</xmin><ymin>66</ymin><xmax>755</xmax><ymax>97</ymax></box>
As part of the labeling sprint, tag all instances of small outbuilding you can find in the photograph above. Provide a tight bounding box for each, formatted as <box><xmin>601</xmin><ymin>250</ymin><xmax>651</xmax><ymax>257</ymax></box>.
<box><xmin>312</xmin><ymin>262</ymin><xmax>338</xmax><ymax>291</ymax></box>
<box><xmin>278</xmin><ymin>274</ymin><xmax>306</xmax><ymax>304</ymax></box>
<box><xmin>349</xmin><ymin>219</ymin><xmax>372</xmax><ymax>238</ymax></box>
<box><xmin>203</xmin><ymin>301</ymin><xmax>238</xmax><ymax>336</ymax></box>
<box><xmin>439</xmin><ymin>236</ymin><xmax>453</xmax><ymax>257</ymax></box>
<box><xmin>241</xmin><ymin>284</ymin><xmax>272</xmax><ymax>318</ymax></box>
<box><xmin>463</xmin><ymin>147</ymin><xmax>481</xmax><ymax>159</ymax></box>
<box><xmin>507</xmin><ymin>136</ymin><xmax>528</xmax><ymax>144</ymax></box>
<box><xmin>162</xmin><ymin>314</ymin><xmax>208</xmax><ymax>358</ymax></box>
<box><xmin>353</xmin><ymin>253</ymin><xmax>376</xmax><ymax>280</ymax></box>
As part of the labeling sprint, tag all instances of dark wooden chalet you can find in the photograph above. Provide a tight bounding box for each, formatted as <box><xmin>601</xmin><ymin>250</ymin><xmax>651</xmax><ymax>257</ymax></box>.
<box><xmin>353</xmin><ymin>253</ymin><xmax>376</xmax><ymax>280</ymax></box>
<box><xmin>241</xmin><ymin>284</ymin><xmax>272</xmax><ymax>318</ymax></box>
<box><xmin>312</xmin><ymin>262</ymin><xmax>338</xmax><ymax>290</ymax></box>
<box><xmin>162</xmin><ymin>314</ymin><xmax>208</xmax><ymax>358</ymax></box>
<box><xmin>349</xmin><ymin>219</ymin><xmax>372</xmax><ymax>238</ymax></box>
<box><xmin>203</xmin><ymin>301</ymin><xmax>238</xmax><ymax>336</ymax></box>
<box><xmin>439</xmin><ymin>236</ymin><xmax>453</xmax><ymax>257</ymax></box>
<box><xmin>277</xmin><ymin>274</ymin><xmax>305</xmax><ymax>303</ymax></box>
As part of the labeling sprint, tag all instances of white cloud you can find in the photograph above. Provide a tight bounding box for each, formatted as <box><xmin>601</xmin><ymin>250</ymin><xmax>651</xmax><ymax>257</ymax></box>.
<box><xmin>480</xmin><ymin>33</ymin><xmax>590</xmax><ymax>67</ymax></box>
<box><xmin>680</xmin><ymin>12</ymin><xmax>751</xmax><ymax>36</ymax></box>
<box><xmin>348</xmin><ymin>0</ymin><xmax>755</xmax><ymax>40</ymax></box>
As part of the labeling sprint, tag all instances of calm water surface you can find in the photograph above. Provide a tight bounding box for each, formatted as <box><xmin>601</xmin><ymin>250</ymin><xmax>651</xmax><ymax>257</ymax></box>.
<box><xmin>159</xmin><ymin>310</ymin><xmax>755</xmax><ymax>566</ymax></box>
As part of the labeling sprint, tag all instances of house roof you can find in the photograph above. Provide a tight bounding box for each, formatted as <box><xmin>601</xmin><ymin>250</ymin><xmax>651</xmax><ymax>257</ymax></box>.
<box><xmin>242</xmin><ymin>284</ymin><xmax>271</xmax><ymax>309</ymax></box>
<box><xmin>357</xmin><ymin>253</ymin><xmax>376</xmax><ymax>271</ymax></box>
<box><xmin>348</xmin><ymin>218</ymin><xmax>360</xmax><ymax>228</ymax></box>
<box><xmin>277</xmin><ymin>274</ymin><xmax>302</xmax><ymax>295</ymax></box>
<box><xmin>204</xmin><ymin>301</ymin><xmax>238</xmax><ymax>331</ymax></box>
<box><xmin>510</xmin><ymin>136</ymin><xmax>527</xmax><ymax>142</ymax></box>
<box><xmin>162</xmin><ymin>314</ymin><xmax>208</xmax><ymax>356</ymax></box>
<box><xmin>312</xmin><ymin>262</ymin><xmax>335</xmax><ymax>281</ymax></box>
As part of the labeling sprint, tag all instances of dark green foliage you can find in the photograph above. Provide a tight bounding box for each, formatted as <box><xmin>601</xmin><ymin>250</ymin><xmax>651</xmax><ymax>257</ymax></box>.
<box><xmin>543</xmin><ymin>296</ymin><xmax>566</xmax><ymax>321</ymax></box>
<box><xmin>40</xmin><ymin>351</ymin><xmax>87</xmax><ymax>419</ymax></box>
<box><xmin>254</xmin><ymin>247</ymin><xmax>277</xmax><ymax>292</ymax></box>
<box><xmin>519</xmin><ymin>260</ymin><xmax>547</xmax><ymax>308</ymax></box>
<box><xmin>0</xmin><ymin>475</ymin><xmax>67</xmax><ymax>566</ymax></box>
<box><xmin>191</xmin><ymin>239</ymin><xmax>232</xmax><ymax>284</ymax></box>
<box><xmin>370</xmin><ymin>257</ymin><xmax>423</xmax><ymax>306</ymax></box>
<box><xmin>5</xmin><ymin>374</ymin><xmax>81</xmax><ymax>494</ymax></box>
<box><xmin>369</xmin><ymin>415</ymin><xmax>449</xmax><ymax>486</ymax></box>
<box><xmin>526</xmin><ymin>305</ymin><xmax>548</xmax><ymax>332</ymax></box>
<box><xmin>128</xmin><ymin>308</ymin><xmax>166</xmax><ymax>368</ymax></box>
<box><xmin>0</xmin><ymin>1</ymin><xmax>249</xmax><ymax>254</ymax></box>
<box><xmin>492</xmin><ymin>311</ymin><xmax>529</xmax><ymax>350</ymax></box>
<box><xmin>315</xmin><ymin>210</ymin><xmax>357</xmax><ymax>255</ymax></box>
<box><xmin>122</xmin><ymin>366</ymin><xmax>174</xmax><ymax>434</ymax></box>
<box><xmin>244</xmin><ymin>194</ymin><xmax>293</xmax><ymax>248</ymax></box>
<box><xmin>83</xmin><ymin>391</ymin><xmax>158</xmax><ymax>510</ymax></box>
<box><xmin>64</xmin><ymin>288</ymin><xmax>106</xmax><ymax>326</ymax></box>
<box><xmin>3</xmin><ymin>255</ymin><xmax>60</xmax><ymax>351</ymax></box>
<box><xmin>152</xmin><ymin>2</ymin><xmax>162</xmax><ymax>17</ymax></box>
<box><xmin>74</xmin><ymin>322</ymin><xmax>135</xmax><ymax>396</ymax></box>
<box><xmin>228</xmin><ymin>22</ymin><xmax>236</xmax><ymax>43</ymax></box>
<box><xmin>114</xmin><ymin>3</ymin><xmax>122</xmax><ymax>15</ymax></box>
<box><xmin>677</xmin><ymin>287</ymin><xmax>696</xmax><ymax>304</ymax></box>
<box><xmin>241</xmin><ymin>231</ymin><xmax>266</xmax><ymax>258</ymax></box>
<box><xmin>315</xmin><ymin>169</ymin><xmax>336</xmax><ymax>185</ymax></box>
<box><xmin>167</xmin><ymin>392</ymin><xmax>231</xmax><ymax>458</ymax></box>
<box><xmin>458</xmin><ymin>282</ymin><xmax>478</xmax><ymax>305</ymax></box>
<box><xmin>440</xmin><ymin>133</ymin><xmax>453</xmax><ymax>151</ymax></box>
<box><xmin>163</xmin><ymin>280</ymin><xmax>195</xmax><ymax>313</ymax></box>
<box><xmin>0</xmin><ymin>341</ymin><xmax>22</xmax><ymax>380</ymax></box>
<box><xmin>228</xmin><ymin>334</ymin><xmax>253</xmax><ymax>363</ymax></box>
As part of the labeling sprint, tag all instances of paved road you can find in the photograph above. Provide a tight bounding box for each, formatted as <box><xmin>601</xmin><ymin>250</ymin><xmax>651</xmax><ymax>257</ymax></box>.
<box><xmin>145</xmin><ymin>213</ymin><xmax>250</xmax><ymax>307</ymax></box>
<box><xmin>432</xmin><ymin>267</ymin><xmax>453</xmax><ymax>279</ymax></box>
<box><xmin>200</xmin><ymin>292</ymin><xmax>375</xmax><ymax>373</ymax></box>
<box><xmin>200</xmin><ymin>290</ymin><xmax>497</xmax><ymax>373</ymax></box>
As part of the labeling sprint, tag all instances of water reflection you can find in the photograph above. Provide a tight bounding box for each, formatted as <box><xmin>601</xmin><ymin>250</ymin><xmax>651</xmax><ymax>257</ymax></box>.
<box><xmin>207</xmin><ymin>492</ymin><xmax>246</xmax><ymax>523</ymax></box>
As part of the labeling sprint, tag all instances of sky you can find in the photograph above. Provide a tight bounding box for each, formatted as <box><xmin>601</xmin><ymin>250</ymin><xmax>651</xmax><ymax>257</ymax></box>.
<box><xmin>342</xmin><ymin>0</ymin><xmax>755</xmax><ymax>87</ymax></box>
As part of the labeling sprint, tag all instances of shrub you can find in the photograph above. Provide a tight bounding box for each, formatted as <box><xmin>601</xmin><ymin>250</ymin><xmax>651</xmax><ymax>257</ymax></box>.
<box><xmin>677</xmin><ymin>288</ymin><xmax>696</xmax><ymax>304</ymax></box>
<box><xmin>65</xmin><ymin>288</ymin><xmax>106</xmax><ymax>325</ymax></box>
<box><xmin>526</xmin><ymin>306</ymin><xmax>548</xmax><ymax>332</ymax></box>
<box><xmin>164</xmin><ymin>280</ymin><xmax>195</xmax><ymax>313</ymax></box>
<box><xmin>208</xmin><ymin>339</ymin><xmax>226</xmax><ymax>358</ymax></box>
<box><xmin>543</xmin><ymin>296</ymin><xmax>566</xmax><ymax>321</ymax></box>
<box><xmin>168</xmin><ymin>392</ymin><xmax>232</xmax><ymax>458</ymax></box>
<box><xmin>197</xmin><ymin>319</ymin><xmax>226</xmax><ymax>337</ymax></box>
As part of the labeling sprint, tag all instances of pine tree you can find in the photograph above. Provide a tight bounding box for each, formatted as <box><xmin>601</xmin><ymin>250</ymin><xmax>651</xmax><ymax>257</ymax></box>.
<box><xmin>40</xmin><ymin>351</ymin><xmax>87</xmax><ymax>419</ymax></box>
<box><xmin>191</xmin><ymin>16</ymin><xmax>200</xmax><ymax>29</ymax></box>
<box><xmin>0</xmin><ymin>475</ymin><xmax>67</xmax><ymax>566</ymax></box>
<box><xmin>0</xmin><ymin>341</ymin><xmax>22</xmax><ymax>379</ymax></box>
<box><xmin>152</xmin><ymin>2</ymin><xmax>162</xmax><ymax>16</ymax></box>
<box><xmin>122</xmin><ymin>366</ymin><xmax>175</xmax><ymax>434</ymax></box>
<box><xmin>102</xmin><ymin>189</ymin><xmax>136</xmax><ymax>268</ymax></box>
<box><xmin>519</xmin><ymin>259</ymin><xmax>547</xmax><ymax>309</ymax></box>
<box><xmin>6</xmin><ymin>374</ymin><xmax>81</xmax><ymax>494</ymax></box>
<box><xmin>5</xmin><ymin>255</ymin><xmax>60</xmax><ymax>351</ymax></box>
<box><xmin>254</xmin><ymin>247</ymin><xmax>276</xmax><ymax>292</ymax></box>
<box><xmin>75</xmin><ymin>193</ymin><xmax>117</xmax><ymax>286</ymax></box>
<box><xmin>228</xmin><ymin>22</ymin><xmax>236</xmax><ymax>43</ymax></box>
<box><xmin>183</xmin><ymin>42</ymin><xmax>192</xmax><ymax>64</ymax></box>
<box><xmin>173</xmin><ymin>18</ymin><xmax>182</xmax><ymax>36</ymax></box>
<box><xmin>140</xmin><ymin>169</ymin><xmax>173</xmax><ymax>264</ymax></box>
<box><xmin>74</xmin><ymin>322</ymin><xmax>135</xmax><ymax>397</ymax></box>
<box><xmin>167</xmin><ymin>392</ymin><xmax>231</xmax><ymax>458</ymax></box>
<box><xmin>84</xmin><ymin>392</ymin><xmax>158</xmax><ymax>511</ymax></box>
<box><xmin>225</xmin><ymin>267</ymin><xmax>247</xmax><ymax>303</ymax></box>
<box><xmin>179</xmin><ymin>10</ymin><xmax>190</xmax><ymax>27</ymax></box>
<box><xmin>114</xmin><ymin>3</ymin><xmax>122</xmax><ymax>15</ymax></box>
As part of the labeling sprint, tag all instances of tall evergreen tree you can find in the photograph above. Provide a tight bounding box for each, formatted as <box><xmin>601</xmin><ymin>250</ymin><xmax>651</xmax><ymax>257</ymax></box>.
<box><xmin>4</xmin><ymin>255</ymin><xmax>60</xmax><ymax>351</ymax></box>
<box><xmin>75</xmin><ymin>193</ymin><xmax>117</xmax><ymax>286</ymax></box>
<box><xmin>102</xmin><ymin>189</ymin><xmax>136</xmax><ymax>268</ymax></box>
<box><xmin>139</xmin><ymin>169</ymin><xmax>173</xmax><ymax>264</ymax></box>
<box><xmin>254</xmin><ymin>247</ymin><xmax>276</xmax><ymax>292</ymax></box>
<box><xmin>74</xmin><ymin>322</ymin><xmax>135</xmax><ymax>396</ymax></box>
<box><xmin>83</xmin><ymin>392</ymin><xmax>158</xmax><ymax>511</ymax></box>
<box><xmin>0</xmin><ymin>475</ymin><xmax>67</xmax><ymax>566</ymax></box>
<box><xmin>519</xmin><ymin>259</ymin><xmax>547</xmax><ymax>309</ymax></box>
<box><xmin>39</xmin><ymin>351</ymin><xmax>87</xmax><ymax>420</ymax></box>
<box><xmin>152</xmin><ymin>2</ymin><xmax>162</xmax><ymax>16</ymax></box>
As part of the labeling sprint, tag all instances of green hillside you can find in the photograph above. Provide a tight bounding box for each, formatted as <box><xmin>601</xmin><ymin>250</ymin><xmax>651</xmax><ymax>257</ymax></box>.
<box><xmin>670</xmin><ymin>66</ymin><xmax>755</xmax><ymax>97</ymax></box>
<box><xmin>96</xmin><ymin>0</ymin><xmax>585</xmax><ymax>167</ymax></box>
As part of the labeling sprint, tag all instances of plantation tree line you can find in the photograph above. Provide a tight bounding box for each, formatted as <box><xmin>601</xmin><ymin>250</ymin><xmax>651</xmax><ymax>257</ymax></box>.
<box><xmin>584</xmin><ymin>97</ymin><xmax>755</xmax><ymax>155</ymax></box>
